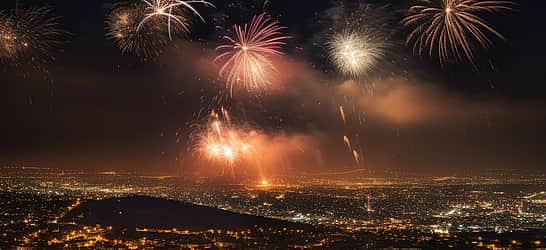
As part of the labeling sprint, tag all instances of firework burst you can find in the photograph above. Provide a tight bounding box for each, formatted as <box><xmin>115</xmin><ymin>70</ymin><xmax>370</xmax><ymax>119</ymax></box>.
<box><xmin>0</xmin><ymin>13</ymin><xmax>17</xmax><ymax>61</ymax></box>
<box><xmin>107</xmin><ymin>0</ymin><xmax>212</xmax><ymax>58</ymax></box>
<box><xmin>137</xmin><ymin>0</ymin><xmax>213</xmax><ymax>40</ymax></box>
<box><xmin>326</xmin><ymin>3</ymin><xmax>392</xmax><ymax>78</ymax></box>
<box><xmin>328</xmin><ymin>30</ymin><xmax>387</xmax><ymax>78</ymax></box>
<box><xmin>0</xmin><ymin>7</ymin><xmax>63</xmax><ymax>66</ymax></box>
<box><xmin>403</xmin><ymin>0</ymin><xmax>514</xmax><ymax>64</ymax></box>
<box><xmin>214</xmin><ymin>13</ymin><xmax>291</xmax><ymax>96</ymax></box>
<box><xmin>193</xmin><ymin>108</ymin><xmax>255</xmax><ymax>177</ymax></box>
<box><xmin>107</xmin><ymin>4</ymin><xmax>172</xmax><ymax>59</ymax></box>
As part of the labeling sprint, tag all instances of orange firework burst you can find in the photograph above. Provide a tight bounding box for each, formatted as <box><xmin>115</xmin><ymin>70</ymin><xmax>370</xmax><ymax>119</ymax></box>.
<box><xmin>0</xmin><ymin>13</ymin><xmax>17</xmax><ymax>61</ymax></box>
<box><xmin>106</xmin><ymin>3</ymin><xmax>175</xmax><ymax>59</ymax></box>
<box><xmin>403</xmin><ymin>0</ymin><xmax>514</xmax><ymax>64</ymax></box>
<box><xmin>215</xmin><ymin>13</ymin><xmax>291</xmax><ymax>96</ymax></box>
<box><xmin>194</xmin><ymin>108</ymin><xmax>255</xmax><ymax>177</ymax></box>
<box><xmin>107</xmin><ymin>0</ymin><xmax>212</xmax><ymax>59</ymax></box>
<box><xmin>0</xmin><ymin>7</ymin><xmax>63</xmax><ymax>66</ymax></box>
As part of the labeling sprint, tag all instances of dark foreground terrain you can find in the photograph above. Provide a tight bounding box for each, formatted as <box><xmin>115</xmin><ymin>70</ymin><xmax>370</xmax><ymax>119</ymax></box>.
<box><xmin>2</xmin><ymin>192</ymin><xmax>545</xmax><ymax>249</ymax></box>
<box><xmin>62</xmin><ymin>196</ymin><xmax>311</xmax><ymax>231</ymax></box>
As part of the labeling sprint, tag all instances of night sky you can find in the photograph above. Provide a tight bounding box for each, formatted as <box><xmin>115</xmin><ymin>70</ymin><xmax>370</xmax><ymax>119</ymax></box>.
<box><xmin>1</xmin><ymin>0</ymin><xmax>545</xmax><ymax>175</ymax></box>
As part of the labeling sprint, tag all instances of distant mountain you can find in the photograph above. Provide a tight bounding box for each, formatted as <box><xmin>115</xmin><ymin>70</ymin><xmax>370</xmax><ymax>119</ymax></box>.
<box><xmin>62</xmin><ymin>196</ymin><xmax>312</xmax><ymax>231</ymax></box>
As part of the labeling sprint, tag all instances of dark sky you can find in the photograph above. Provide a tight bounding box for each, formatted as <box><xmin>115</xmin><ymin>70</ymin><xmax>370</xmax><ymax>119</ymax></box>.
<box><xmin>1</xmin><ymin>0</ymin><xmax>545</xmax><ymax>175</ymax></box>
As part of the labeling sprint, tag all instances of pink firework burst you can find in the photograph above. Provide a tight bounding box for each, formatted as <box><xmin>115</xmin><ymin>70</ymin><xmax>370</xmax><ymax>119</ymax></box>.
<box><xmin>214</xmin><ymin>13</ymin><xmax>291</xmax><ymax>96</ymax></box>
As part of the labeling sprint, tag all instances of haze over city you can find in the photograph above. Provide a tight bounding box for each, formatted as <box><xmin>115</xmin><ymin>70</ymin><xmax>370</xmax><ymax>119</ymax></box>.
<box><xmin>1</xmin><ymin>0</ymin><xmax>545</xmax><ymax>248</ymax></box>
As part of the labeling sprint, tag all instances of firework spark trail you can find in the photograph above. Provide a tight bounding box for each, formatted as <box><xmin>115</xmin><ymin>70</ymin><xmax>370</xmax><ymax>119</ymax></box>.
<box><xmin>340</xmin><ymin>106</ymin><xmax>361</xmax><ymax>168</ymax></box>
<box><xmin>137</xmin><ymin>0</ymin><xmax>213</xmax><ymax>40</ymax></box>
<box><xmin>339</xmin><ymin>105</ymin><xmax>347</xmax><ymax>124</ymax></box>
<box><xmin>176</xmin><ymin>0</ymin><xmax>215</xmax><ymax>21</ymax></box>
<box><xmin>337</xmin><ymin>84</ymin><xmax>369</xmax><ymax>169</ymax></box>
<box><xmin>138</xmin><ymin>0</ymin><xmax>187</xmax><ymax>40</ymax></box>
<box><xmin>214</xmin><ymin>13</ymin><xmax>291</xmax><ymax>96</ymax></box>
<box><xmin>352</xmin><ymin>150</ymin><xmax>360</xmax><ymax>166</ymax></box>
<box><xmin>403</xmin><ymin>0</ymin><xmax>514</xmax><ymax>64</ymax></box>
<box><xmin>263</xmin><ymin>0</ymin><xmax>272</xmax><ymax>9</ymax></box>
<box><xmin>343</xmin><ymin>136</ymin><xmax>352</xmax><ymax>151</ymax></box>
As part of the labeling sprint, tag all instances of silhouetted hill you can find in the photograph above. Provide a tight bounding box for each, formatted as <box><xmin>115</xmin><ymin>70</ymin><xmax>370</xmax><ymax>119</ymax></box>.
<box><xmin>62</xmin><ymin>196</ymin><xmax>312</xmax><ymax>231</ymax></box>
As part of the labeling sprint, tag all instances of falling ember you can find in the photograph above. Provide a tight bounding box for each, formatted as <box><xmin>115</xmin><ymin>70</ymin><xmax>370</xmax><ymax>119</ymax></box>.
<box><xmin>402</xmin><ymin>0</ymin><xmax>514</xmax><ymax>64</ymax></box>
<box><xmin>221</xmin><ymin>106</ymin><xmax>231</xmax><ymax>123</ymax></box>
<box><xmin>213</xmin><ymin>121</ymin><xmax>221</xmax><ymax>135</ymax></box>
<box><xmin>343</xmin><ymin>136</ymin><xmax>352</xmax><ymax>151</ymax></box>
<box><xmin>214</xmin><ymin>13</ymin><xmax>291</xmax><ymax>96</ymax></box>
<box><xmin>339</xmin><ymin>105</ymin><xmax>347</xmax><ymax>124</ymax></box>
<box><xmin>352</xmin><ymin>149</ymin><xmax>360</xmax><ymax>166</ymax></box>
